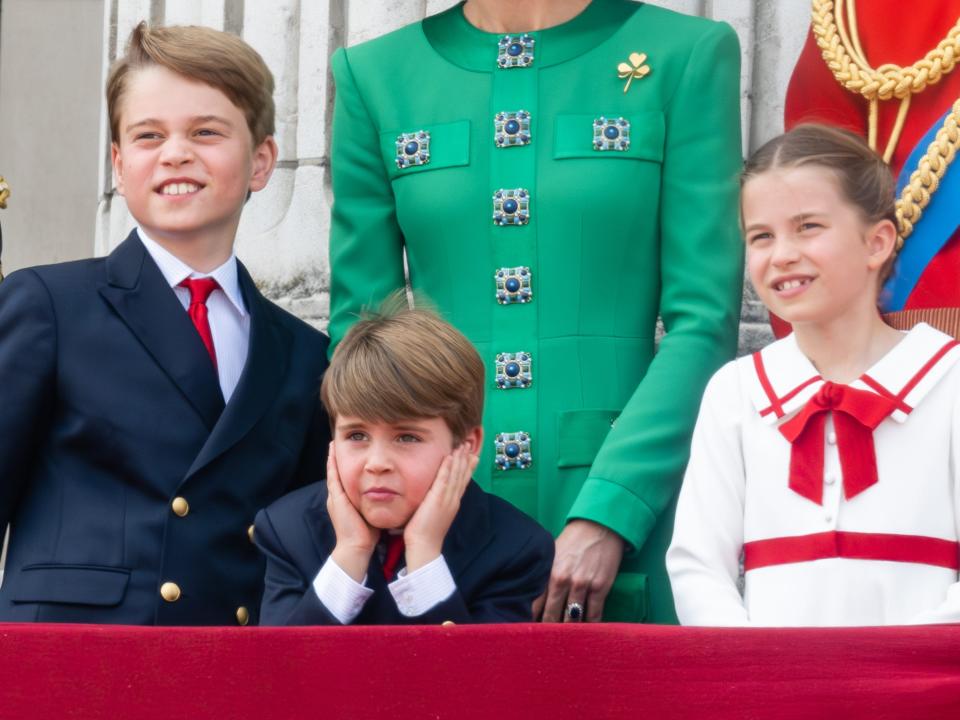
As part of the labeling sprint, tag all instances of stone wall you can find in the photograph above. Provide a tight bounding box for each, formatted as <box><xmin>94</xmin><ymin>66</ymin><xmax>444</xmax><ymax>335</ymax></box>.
<box><xmin>97</xmin><ymin>0</ymin><xmax>814</xmax><ymax>354</ymax></box>
<box><xmin>0</xmin><ymin>0</ymin><xmax>104</xmax><ymax>273</ymax></box>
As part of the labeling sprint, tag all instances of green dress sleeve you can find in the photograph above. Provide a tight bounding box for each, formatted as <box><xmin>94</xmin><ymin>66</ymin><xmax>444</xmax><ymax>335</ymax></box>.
<box><xmin>327</xmin><ymin>47</ymin><xmax>406</xmax><ymax>352</ymax></box>
<box><xmin>567</xmin><ymin>21</ymin><xmax>744</xmax><ymax>551</ymax></box>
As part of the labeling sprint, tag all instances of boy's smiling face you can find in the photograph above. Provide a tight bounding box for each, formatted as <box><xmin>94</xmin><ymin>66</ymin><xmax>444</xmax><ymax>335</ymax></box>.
<box><xmin>333</xmin><ymin>416</ymin><xmax>468</xmax><ymax>531</ymax></box>
<box><xmin>110</xmin><ymin>65</ymin><xmax>276</xmax><ymax>255</ymax></box>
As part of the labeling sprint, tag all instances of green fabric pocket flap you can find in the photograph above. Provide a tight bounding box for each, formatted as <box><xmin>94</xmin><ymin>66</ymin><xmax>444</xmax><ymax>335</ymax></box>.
<box><xmin>553</xmin><ymin>111</ymin><xmax>664</xmax><ymax>162</ymax></box>
<box><xmin>603</xmin><ymin>571</ymin><xmax>648</xmax><ymax>622</ymax></box>
<box><xmin>381</xmin><ymin>119</ymin><xmax>471</xmax><ymax>180</ymax></box>
<box><xmin>557</xmin><ymin>408</ymin><xmax>620</xmax><ymax>468</ymax></box>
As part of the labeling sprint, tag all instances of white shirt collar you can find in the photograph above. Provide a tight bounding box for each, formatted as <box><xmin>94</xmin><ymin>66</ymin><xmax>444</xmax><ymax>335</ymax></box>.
<box><xmin>739</xmin><ymin>323</ymin><xmax>960</xmax><ymax>426</ymax></box>
<box><xmin>136</xmin><ymin>227</ymin><xmax>248</xmax><ymax>317</ymax></box>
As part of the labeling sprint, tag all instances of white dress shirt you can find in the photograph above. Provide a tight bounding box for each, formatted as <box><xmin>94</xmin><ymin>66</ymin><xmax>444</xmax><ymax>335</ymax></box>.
<box><xmin>313</xmin><ymin>553</ymin><xmax>457</xmax><ymax>624</ymax></box>
<box><xmin>137</xmin><ymin>228</ymin><xmax>250</xmax><ymax>403</ymax></box>
<box><xmin>667</xmin><ymin>323</ymin><xmax>960</xmax><ymax>627</ymax></box>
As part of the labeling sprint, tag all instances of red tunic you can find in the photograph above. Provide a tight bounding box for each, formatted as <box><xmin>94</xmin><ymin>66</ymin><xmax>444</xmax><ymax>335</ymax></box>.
<box><xmin>781</xmin><ymin>2</ymin><xmax>960</xmax><ymax>334</ymax></box>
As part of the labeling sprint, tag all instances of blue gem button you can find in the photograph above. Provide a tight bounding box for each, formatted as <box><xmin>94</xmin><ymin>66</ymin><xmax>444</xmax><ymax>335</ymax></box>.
<box><xmin>593</xmin><ymin>117</ymin><xmax>630</xmax><ymax>151</ymax></box>
<box><xmin>495</xmin><ymin>110</ymin><xmax>531</xmax><ymax>147</ymax></box>
<box><xmin>493</xmin><ymin>188</ymin><xmax>530</xmax><ymax>226</ymax></box>
<box><xmin>496</xmin><ymin>352</ymin><xmax>533</xmax><ymax>389</ymax></box>
<box><xmin>495</xmin><ymin>267</ymin><xmax>532</xmax><ymax>305</ymax></box>
<box><xmin>395</xmin><ymin>130</ymin><xmax>431</xmax><ymax>168</ymax></box>
<box><xmin>495</xmin><ymin>431</ymin><xmax>532</xmax><ymax>470</ymax></box>
<box><xmin>497</xmin><ymin>34</ymin><xmax>535</xmax><ymax>68</ymax></box>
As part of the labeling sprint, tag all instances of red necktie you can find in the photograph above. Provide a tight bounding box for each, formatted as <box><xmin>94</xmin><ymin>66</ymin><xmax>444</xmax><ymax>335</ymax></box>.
<box><xmin>778</xmin><ymin>382</ymin><xmax>898</xmax><ymax>505</ymax></box>
<box><xmin>381</xmin><ymin>533</ymin><xmax>406</xmax><ymax>581</ymax></box>
<box><xmin>179</xmin><ymin>278</ymin><xmax>220</xmax><ymax>370</ymax></box>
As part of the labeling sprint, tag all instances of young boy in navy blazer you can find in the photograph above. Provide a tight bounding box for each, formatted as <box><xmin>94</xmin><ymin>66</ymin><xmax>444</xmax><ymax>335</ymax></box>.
<box><xmin>255</xmin><ymin>300</ymin><xmax>553</xmax><ymax>625</ymax></box>
<box><xmin>0</xmin><ymin>23</ymin><xmax>329</xmax><ymax>625</ymax></box>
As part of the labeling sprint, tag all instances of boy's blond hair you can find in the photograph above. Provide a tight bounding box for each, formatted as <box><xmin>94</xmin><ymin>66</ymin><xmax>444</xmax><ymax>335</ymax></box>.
<box><xmin>322</xmin><ymin>294</ymin><xmax>485</xmax><ymax>444</ymax></box>
<box><xmin>107</xmin><ymin>22</ymin><xmax>275</xmax><ymax>144</ymax></box>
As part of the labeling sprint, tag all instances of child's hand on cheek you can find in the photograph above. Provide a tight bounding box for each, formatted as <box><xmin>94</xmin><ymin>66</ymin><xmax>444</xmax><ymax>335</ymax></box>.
<box><xmin>403</xmin><ymin>445</ymin><xmax>479</xmax><ymax>573</ymax></box>
<box><xmin>327</xmin><ymin>443</ymin><xmax>379</xmax><ymax>583</ymax></box>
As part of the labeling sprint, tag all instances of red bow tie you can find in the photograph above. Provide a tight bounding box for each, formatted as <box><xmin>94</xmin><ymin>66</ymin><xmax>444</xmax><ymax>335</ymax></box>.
<box><xmin>778</xmin><ymin>382</ymin><xmax>898</xmax><ymax>505</ymax></box>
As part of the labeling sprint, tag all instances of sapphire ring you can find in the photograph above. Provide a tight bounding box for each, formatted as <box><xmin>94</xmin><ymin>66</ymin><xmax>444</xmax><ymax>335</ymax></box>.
<box><xmin>566</xmin><ymin>601</ymin><xmax>584</xmax><ymax>622</ymax></box>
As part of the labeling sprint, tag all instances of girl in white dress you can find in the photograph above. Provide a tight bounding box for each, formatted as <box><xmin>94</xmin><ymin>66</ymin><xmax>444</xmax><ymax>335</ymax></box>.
<box><xmin>667</xmin><ymin>124</ymin><xmax>960</xmax><ymax>626</ymax></box>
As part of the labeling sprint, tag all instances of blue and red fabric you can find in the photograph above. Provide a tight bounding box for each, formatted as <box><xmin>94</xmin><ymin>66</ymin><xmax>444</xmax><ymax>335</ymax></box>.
<box><xmin>777</xmin><ymin>1</ymin><xmax>960</xmax><ymax>336</ymax></box>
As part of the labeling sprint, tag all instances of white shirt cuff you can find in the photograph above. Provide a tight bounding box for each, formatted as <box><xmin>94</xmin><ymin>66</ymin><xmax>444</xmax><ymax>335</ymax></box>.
<box><xmin>312</xmin><ymin>557</ymin><xmax>374</xmax><ymax>624</ymax></box>
<box><xmin>388</xmin><ymin>555</ymin><xmax>456</xmax><ymax>617</ymax></box>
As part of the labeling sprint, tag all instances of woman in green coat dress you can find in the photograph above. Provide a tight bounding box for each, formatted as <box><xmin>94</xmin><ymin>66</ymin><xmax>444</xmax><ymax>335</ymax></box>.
<box><xmin>327</xmin><ymin>0</ymin><xmax>743</xmax><ymax>623</ymax></box>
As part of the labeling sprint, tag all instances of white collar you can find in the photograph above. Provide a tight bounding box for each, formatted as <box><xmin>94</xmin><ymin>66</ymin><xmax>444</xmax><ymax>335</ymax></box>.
<box><xmin>740</xmin><ymin>323</ymin><xmax>960</xmax><ymax>426</ymax></box>
<box><xmin>136</xmin><ymin>227</ymin><xmax>247</xmax><ymax>318</ymax></box>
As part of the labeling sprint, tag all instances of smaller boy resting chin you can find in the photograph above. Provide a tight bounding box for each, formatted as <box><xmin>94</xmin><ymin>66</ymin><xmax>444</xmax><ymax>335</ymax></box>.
<box><xmin>254</xmin><ymin>295</ymin><xmax>554</xmax><ymax>625</ymax></box>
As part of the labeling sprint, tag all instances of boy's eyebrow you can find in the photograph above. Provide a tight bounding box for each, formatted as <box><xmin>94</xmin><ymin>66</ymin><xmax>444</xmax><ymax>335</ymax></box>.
<box><xmin>392</xmin><ymin>423</ymin><xmax>433</xmax><ymax>434</ymax></box>
<box><xmin>336</xmin><ymin>421</ymin><xmax>433</xmax><ymax>434</ymax></box>
<box><xmin>192</xmin><ymin>114</ymin><xmax>235</xmax><ymax>126</ymax></box>
<box><xmin>124</xmin><ymin>115</ymin><xmax>235</xmax><ymax>132</ymax></box>
<box><xmin>124</xmin><ymin>118</ymin><xmax>163</xmax><ymax>132</ymax></box>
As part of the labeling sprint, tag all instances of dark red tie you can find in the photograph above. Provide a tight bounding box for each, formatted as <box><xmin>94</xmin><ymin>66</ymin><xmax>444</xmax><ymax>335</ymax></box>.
<box><xmin>778</xmin><ymin>382</ymin><xmax>898</xmax><ymax>505</ymax></box>
<box><xmin>381</xmin><ymin>533</ymin><xmax>406</xmax><ymax>581</ymax></box>
<box><xmin>179</xmin><ymin>278</ymin><xmax>220</xmax><ymax>370</ymax></box>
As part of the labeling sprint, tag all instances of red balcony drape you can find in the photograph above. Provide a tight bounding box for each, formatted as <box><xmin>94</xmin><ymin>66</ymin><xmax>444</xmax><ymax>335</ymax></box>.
<box><xmin>2</xmin><ymin>622</ymin><xmax>959</xmax><ymax>719</ymax></box>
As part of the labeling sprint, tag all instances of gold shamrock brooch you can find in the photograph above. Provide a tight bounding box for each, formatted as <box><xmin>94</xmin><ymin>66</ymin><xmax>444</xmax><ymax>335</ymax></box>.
<box><xmin>618</xmin><ymin>52</ymin><xmax>651</xmax><ymax>93</ymax></box>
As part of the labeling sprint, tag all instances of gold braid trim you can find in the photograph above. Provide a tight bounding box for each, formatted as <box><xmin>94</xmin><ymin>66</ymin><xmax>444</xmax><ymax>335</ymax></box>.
<box><xmin>812</xmin><ymin>0</ymin><xmax>960</xmax><ymax>163</ymax></box>
<box><xmin>812</xmin><ymin>0</ymin><xmax>960</xmax><ymax>102</ymax></box>
<box><xmin>811</xmin><ymin>0</ymin><xmax>960</xmax><ymax>250</ymax></box>
<box><xmin>896</xmin><ymin>97</ymin><xmax>960</xmax><ymax>248</ymax></box>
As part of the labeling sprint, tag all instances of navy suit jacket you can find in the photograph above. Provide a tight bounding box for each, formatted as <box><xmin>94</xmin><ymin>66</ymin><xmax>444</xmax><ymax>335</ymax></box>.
<box><xmin>255</xmin><ymin>480</ymin><xmax>554</xmax><ymax>625</ymax></box>
<box><xmin>0</xmin><ymin>231</ymin><xmax>330</xmax><ymax>625</ymax></box>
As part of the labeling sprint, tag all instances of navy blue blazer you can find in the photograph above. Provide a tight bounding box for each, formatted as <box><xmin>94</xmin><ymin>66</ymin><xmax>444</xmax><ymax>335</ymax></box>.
<box><xmin>0</xmin><ymin>231</ymin><xmax>330</xmax><ymax>625</ymax></box>
<box><xmin>255</xmin><ymin>480</ymin><xmax>554</xmax><ymax>625</ymax></box>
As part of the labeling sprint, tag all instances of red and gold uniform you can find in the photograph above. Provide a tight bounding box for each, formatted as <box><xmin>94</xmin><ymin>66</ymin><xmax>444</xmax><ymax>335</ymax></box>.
<box><xmin>784</xmin><ymin>1</ymin><xmax>960</xmax><ymax>335</ymax></box>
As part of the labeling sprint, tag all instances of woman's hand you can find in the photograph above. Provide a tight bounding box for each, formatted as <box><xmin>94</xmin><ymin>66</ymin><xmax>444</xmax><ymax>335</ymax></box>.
<box><xmin>533</xmin><ymin>519</ymin><xmax>624</xmax><ymax>622</ymax></box>
<box><xmin>327</xmin><ymin>442</ymin><xmax>380</xmax><ymax>582</ymax></box>
<box><xmin>403</xmin><ymin>445</ymin><xmax>478</xmax><ymax>572</ymax></box>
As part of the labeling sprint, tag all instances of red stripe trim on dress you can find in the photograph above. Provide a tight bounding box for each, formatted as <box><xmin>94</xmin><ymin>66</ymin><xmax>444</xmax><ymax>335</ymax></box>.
<box><xmin>756</xmin><ymin>339</ymin><xmax>959</xmax><ymax>420</ymax></box>
<box><xmin>859</xmin><ymin>374</ymin><xmax>912</xmax><ymax>414</ymax></box>
<box><xmin>743</xmin><ymin>531</ymin><xmax>960</xmax><ymax>571</ymax></box>
<box><xmin>762</xmin><ymin>377</ymin><xmax>820</xmax><ymax>416</ymax></box>
<box><xmin>857</xmin><ymin>339</ymin><xmax>959</xmax><ymax>414</ymax></box>
<box><xmin>753</xmin><ymin>352</ymin><xmax>784</xmax><ymax>418</ymax></box>
<box><xmin>896</xmin><ymin>339</ymin><xmax>960</xmax><ymax>401</ymax></box>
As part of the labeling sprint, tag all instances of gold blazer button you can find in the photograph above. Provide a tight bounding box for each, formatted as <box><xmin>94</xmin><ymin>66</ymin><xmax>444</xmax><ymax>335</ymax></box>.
<box><xmin>236</xmin><ymin>606</ymin><xmax>250</xmax><ymax>626</ymax></box>
<box><xmin>160</xmin><ymin>582</ymin><xmax>181</xmax><ymax>602</ymax></box>
<box><xmin>171</xmin><ymin>497</ymin><xmax>190</xmax><ymax>517</ymax></box>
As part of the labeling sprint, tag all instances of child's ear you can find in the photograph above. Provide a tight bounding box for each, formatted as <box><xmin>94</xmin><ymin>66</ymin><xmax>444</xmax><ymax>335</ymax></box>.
<box><xmin>459</xmin><ymin>426</ymin><xmax>483</xmax><ymax>456</ymax></box>
<box><xmin>248</xmin><ymin>135</ymin><xmax>278</xmax><ymax>193</ymax></box>
<box><xmin>865</xmin><ymin>218</ymin><xmax>898</xmax><ymax>271</ymax></box>
<box><xmin>110</xmin><ymin>142</ymin><xmax>126</xmax><ymax>197</ymax></box>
